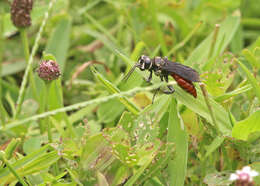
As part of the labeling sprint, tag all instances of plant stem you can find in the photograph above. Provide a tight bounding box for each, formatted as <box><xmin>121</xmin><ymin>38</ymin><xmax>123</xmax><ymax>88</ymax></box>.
<box><xmin>0</xmin><ymin>7</ymin><xmax>7</xmax><ymax>126</ymax></box>
<box><xmin>208</xmin><ymin>24</ymin><xmax>220</xmax><ymax>59</ymax></box>
<box><xmin>242</xmin><ymin>18</ymin><xmax>260</xmax><ymax>29</ymax></box>
<box><xmin>19</xmin><ymin>28</ymin><xmax>43</xmax><ymax>132</ymax></box>
<box><xmin>199</xmin><ymin>83</ymin><xmax>219</xmax><ymax>133</ymax></box>
<box><xmin>15</xmin><ymin>0</ymin><xmax>56</xmax><ymax>118</ymax></box>
<box><xmin>45</xmin><ymin>82</ymin><xmax>52</xmax><ymax>143</ymax></box>
<box><xmin>19</xmin><ymin>28</ymin><xmax>38</xmax><ymax>101</ymax></box>
<box><xmin>20</xmin><ymin>28</ymin><xmax>30</xmax><ymax>62</ymax></box>
<box><xmin>0</xmin><ymin>152</ymin><xmax>28</xmax><ymax>186</ymax></box>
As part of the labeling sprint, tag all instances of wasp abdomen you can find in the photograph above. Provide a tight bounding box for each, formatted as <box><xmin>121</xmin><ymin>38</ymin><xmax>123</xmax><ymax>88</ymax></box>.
<box><xmin>171</xmin><ymin>74</ymin><xmax>197</xmax><ymax>98</ymax></box>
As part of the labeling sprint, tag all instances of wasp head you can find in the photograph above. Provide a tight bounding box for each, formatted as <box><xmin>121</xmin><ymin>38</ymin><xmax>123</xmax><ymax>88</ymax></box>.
<box><xmin>123</xmin><ymin>55</ymin><xmax>152</xmax><ymax>81</ymax></box>
<box><xmin>138</xmin><ymin>55</ymin><xmax>152</xmax><ymax>71</ymax></box>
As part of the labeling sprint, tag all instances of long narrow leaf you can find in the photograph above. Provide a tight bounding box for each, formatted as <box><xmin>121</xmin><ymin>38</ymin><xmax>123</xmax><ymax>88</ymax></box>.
<box><xmin>186</xmin><ymin>15</ymin><xmax>240</xmax><ymax>70</ymax></box>
<box><xmin>173</xmin><ymin>85</ymin><xmax>232</xmax><ymax>135</ymax></box>
<box><xmin>237</xmin><ymin>60</ymin><xmax>260</xmax><ymax>101</ymax></box>
<box><xmin>167</xmin><ymin>99</ymin><xmax>188</xmax><ymax>186</ymax></box>
<box><xmin>91</xmin><ymin>67</ymin><xmax>140</xmax><ymax>115</ymax></box>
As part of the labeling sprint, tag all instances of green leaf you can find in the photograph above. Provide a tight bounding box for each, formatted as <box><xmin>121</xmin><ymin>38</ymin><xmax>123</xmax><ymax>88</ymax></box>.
<box><xmin>97</xmin><ymin>171</ymin><xmax>109</xmax><ymax>186</ymax></box>
<box><xmin>204</xmin><ymin>171</ymin><xmax>232</xmax><ymax>186</ymax></box>
<box><xmin>124</xmin><ymin>140</ymin><xmax>161</xmax><ymax>186</ymax></box>
<box><xmin>251</xmin><ymin>163</ymin><xmax>260</xmax><ymax>185</ymax></box>
<box><xmin>84</xmin><ymin>29</ymin><xmax>145</xmax><ymax>89</ymax></box>
<box><xmin>68</xmin><ymin>104</ymin><xmax>98</xmax><ymax>124</ymax></box>
<box><xmin>141</xmin><ymin>95</ymin><xmax>171</xmax><ymax>124</ymax></box>
<box><xmin>237</xmin><ymin>60</ymin><xmax>260</xmax><ymax>101</ymax></box>
<box><xmin>203</xmin><ymin>136</ymin><xmax>224</xmax><ymax>159</ymax></box>
<box><xmin>4</xmin><ymin>138</ymin><xmax>21</xmax><ymax>160</ymax></box>
<box><xmin>0</xmin><ymin>145</ymin><xmax>59</xmax><ymax>184</ymax></box>
<box><xmin>23</xmin><ymin>136</ymin><xmax>42</xmax><ymax>155</ymax></box>
<box><xmin>242</xmin><ymin>49</ymin><xmax>260</xmax><ymax>69</ymax></box>
<box><xmin>1</xmin><ymin>61</ymin><xmax>27</xmax><ymax>77</ymax></box>
<box><xmin>173</xmin><ymin>85</ymin><xmax>232</xmax><ymax>135</ymax></box>
<box><xmin>232</xmin><ymin>110</ymin><xmax>260</xmax><ymax>140</ymax></box>
<box><xmin>45</xmin><ymin>16</ymin><xmax>71</xmax><ymax>73</ymax></box>
<box><xmin>97</xmin><ymin>99</ymin><xmax>125</xmax><ymax>123</ymax></box>
<box><xmin>42</xmin><ymin>53</ymin><xmax>57</xmax><ymax>62</ymax></box>
<box><xmin>215</xmin><ymin>84</ymin><xmax>252</xmax><ymax>102</ymax></box>
<box><xmin>167</xmin><ymin>99</ymin><xmax>188</xmax><ymax>186</ymax></box>
<box><xmin>91</xmin><ymin>67</ymin><xmax>140</xmax><ymax>115</ymax></box>
<box><xmin>80</xmin><ymin>133</ymin><xmax>108</xmax><ymax>170</ymax></box>
<box><xmin>186</xmin><ymin>15</ymin><xmax>240</xmax><ymax>70</ymax></box>
<box><xmin>0</xmin><ymin>145</ymin><xmax>50</xmax><ymax>177</ymax></box>
<box><xmin>148</xmin><ymin>1</ymin><xmax>168</xmax><ymax>56</ymax></box>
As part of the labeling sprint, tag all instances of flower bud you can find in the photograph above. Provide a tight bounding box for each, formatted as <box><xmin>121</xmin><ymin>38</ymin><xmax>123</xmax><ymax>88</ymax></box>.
<box><xmin>37</xmin><ymin>60</ymin><xmax>61</xmax><ymax>82</ymax></box>
<box><xmin>11</xmin><ymin>0</ymin><xmax>34</xmax><ymax>28</ymax></box>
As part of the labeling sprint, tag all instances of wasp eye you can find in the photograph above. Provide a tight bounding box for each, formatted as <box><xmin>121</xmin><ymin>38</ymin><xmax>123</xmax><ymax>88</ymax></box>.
<box><xmin>138</xmin><ymin>55</ymin><xmax>151</xmax><ymax>70</ymax></box>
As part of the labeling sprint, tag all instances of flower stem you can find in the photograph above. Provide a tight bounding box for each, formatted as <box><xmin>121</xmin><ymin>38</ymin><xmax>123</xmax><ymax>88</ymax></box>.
<box><xmin>0</xmin><ymin>151</ymin><xmax>28</xmax><ymax>186</ymax></box>
<box><xmin>45</xmin><ymin>82</ymin><xmax>52</xmax><ymax>143</ymax></box>
<box><xmin>19</xmin><ymin>28</ymin><xmax>38</xmax><ymax>100</ymax></box>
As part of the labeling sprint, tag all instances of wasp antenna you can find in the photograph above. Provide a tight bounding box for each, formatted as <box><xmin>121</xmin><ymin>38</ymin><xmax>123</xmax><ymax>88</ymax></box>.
<box><xmin>123</xmin><ymin>63</ymin><xmax>139</xmax><ymax>82</ymax></box>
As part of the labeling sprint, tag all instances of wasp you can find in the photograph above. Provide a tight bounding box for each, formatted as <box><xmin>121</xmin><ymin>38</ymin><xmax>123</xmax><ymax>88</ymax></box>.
<box><xmin>124</xmin><ymin>55</ymin><xmax>200</xmax><ymax>101</ymax></box>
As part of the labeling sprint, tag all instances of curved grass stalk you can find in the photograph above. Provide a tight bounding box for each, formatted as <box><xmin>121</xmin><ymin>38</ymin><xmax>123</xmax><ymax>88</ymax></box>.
<box><xmin>3</xmin><ymin>82</ymin><xmax>172</xmax><ymax>130</ymax></box>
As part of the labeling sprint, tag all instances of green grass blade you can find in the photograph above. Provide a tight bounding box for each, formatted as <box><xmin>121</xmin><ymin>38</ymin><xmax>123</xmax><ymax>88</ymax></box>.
<box><xmin>91</xmin><ymin>67</ymin><xmax>140</xmax><ymax>115</ymax></box>
<box><xmin>0</xmin><ymin>144</ymin><xmax>50</xmax><ymax>178</ymax></box>
<box><xmin>85</xmin><ymin>13</ymin><xmax>117</xmax><ymax>44</ymax></box>
<box><xmin>124</xmin><ymin>140</ymin><xmax>161</xmax><ymax>186</ymax></box>
<box><xmin>203</xmin><ymin>136</ymin><xmax>224</xmax><ymax>160</ymax></box>
<box><xmin>242</xmin><ymin>49</ymin><xmax>260</xmax><ymax>69</ymax></box>
<box><xmin>237</xmin><ymin>60</ymin><xmax>260</xmax><ymax>101</ymax></box>
<box><xmin>84</xmin><ymin>29</ymin><xmax>148</xmax><ymax>89</ymax></box>
<box><xmin>1</xmin><ymin>61</ymin><xmax>26</xmax><ymax>77</ymax></box>
<box><xmin>232</xmin><ymin>110</ymin><xmax>260</xmax><ymax>140</ymax></box>
<box><xmin>149</xmin><ymin>0</ymin><xmax>168</xmax><ymax>56</ymax></box>
<box><xmin>130</xmin><ymin>41</ymin><xmax>146</xmax><ymax>61</ymax></box>
<box><xmin>167</xmin><ymin>99</ymin><xmax>188</xmax><ymax>186</ymax></box>
<box><xmin>173</xmin><ymin>85</ymin><xmax>232</xmax><ymax>135</ymax></box>
<box><xmin>42</xmin><ymin>17</ymin><xmax>72</xmax><ymax>125</ymax></box>
<box><xmin>215</xmin><ymin>84</ymin><xmax>252</xmax><ymax>102</ymax></box>
<box><xmin>186</xmin><ymin>15</ymin><xmax>240</xmax><ymax>70</ymax></box>
<box><xmin>45</xmin><ymin>16</ymin><xmax>71</xmax><ymax>73</ymax></box>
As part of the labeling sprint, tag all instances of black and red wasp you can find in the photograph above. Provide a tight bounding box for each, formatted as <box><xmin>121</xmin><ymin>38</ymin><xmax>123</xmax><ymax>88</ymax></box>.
<box><xmin>124</xmin><ymin>55</ymin><xmax>200</xmax><ymax>101</ymax></box>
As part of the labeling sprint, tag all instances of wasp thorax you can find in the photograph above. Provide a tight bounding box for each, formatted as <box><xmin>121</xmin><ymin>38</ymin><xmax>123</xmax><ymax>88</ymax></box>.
<box><xmin>154</xmin><ymin>57</ymin><xmax>164</xmax><ymax>67</ymax></box>
<box><xmin>138</xmin><ymin>55</ymin><xmax>152</xmax><ymax>71</ymax></box>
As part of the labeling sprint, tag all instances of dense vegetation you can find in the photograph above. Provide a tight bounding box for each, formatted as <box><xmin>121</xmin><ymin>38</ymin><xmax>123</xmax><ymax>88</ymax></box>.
<box><xmin>0</xmin><ymin>0</ymin><xmax>260</xmax><ymax>185</ymax></box>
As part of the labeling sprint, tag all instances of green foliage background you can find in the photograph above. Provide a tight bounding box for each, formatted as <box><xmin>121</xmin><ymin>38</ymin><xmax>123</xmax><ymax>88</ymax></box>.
<box><xmin>0</xmin><ymin>0</ymin><xmax>260</xmax><ymax>185</ymax></box>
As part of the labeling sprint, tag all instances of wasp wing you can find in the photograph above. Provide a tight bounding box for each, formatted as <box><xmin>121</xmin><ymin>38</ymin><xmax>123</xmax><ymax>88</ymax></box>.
<box><xmin>161</xmin><ymin>59</ymin><xmax>200</xmax><ymax>82</ymax></box>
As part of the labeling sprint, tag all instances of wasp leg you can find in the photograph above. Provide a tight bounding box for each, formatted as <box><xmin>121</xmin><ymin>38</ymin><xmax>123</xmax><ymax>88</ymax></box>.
<box><xmin>151</xmin><ymin>75</ymin><xmax>164</xmax><ymax>103</ymax></box>
<box><xmin>152</xmin><ymin>87</ymin><xmax>160</xmax><ymax>104</ymax></box>
<box><xmin>163</xmin><ymin>75</ymin><xmax>175</xmax><ymax>94</ymax></box>
<box><xmin>144</xmin><ymin>70</ymin><xmax>153</xmax><ymax>83</ymax></box>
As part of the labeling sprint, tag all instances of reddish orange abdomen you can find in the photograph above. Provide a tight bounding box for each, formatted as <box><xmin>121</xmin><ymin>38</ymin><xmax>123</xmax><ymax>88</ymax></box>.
<box><xmin>171</xmin><ymin>74</ymin><xmax>197</xmax><ymax>98</ymax></box>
